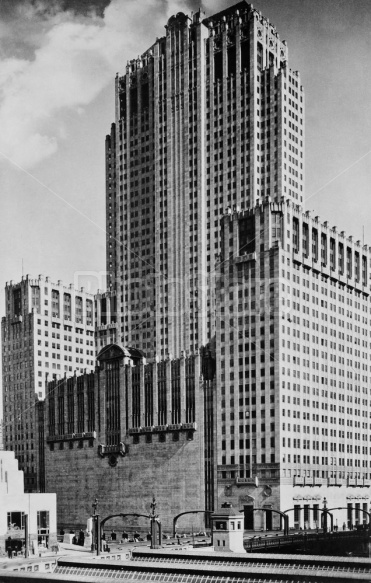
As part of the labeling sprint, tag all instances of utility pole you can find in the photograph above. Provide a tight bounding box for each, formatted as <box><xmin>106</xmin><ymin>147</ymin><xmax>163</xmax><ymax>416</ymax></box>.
<box><xmin>24</xmin><ymin>515</ymin><xmax>29</xmax><ymax>558</ymax></box>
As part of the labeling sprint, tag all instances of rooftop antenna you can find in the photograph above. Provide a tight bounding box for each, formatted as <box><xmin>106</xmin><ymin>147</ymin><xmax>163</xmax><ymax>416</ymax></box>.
<box><xmin>22</xmin><ymin>258</ymin><xmax>24</xmax><ymax>277</ymax></box>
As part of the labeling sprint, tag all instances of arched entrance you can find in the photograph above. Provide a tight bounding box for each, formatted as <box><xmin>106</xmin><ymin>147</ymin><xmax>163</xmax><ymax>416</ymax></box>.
<box><xmin>98</xmin><ymin>503</ymin><xmax>162</xmax><ymax>552</ymax></box>
<box><xmin>172</xmin><ymin>510</ymin><xmax>212</xmax><ymax>538</ymax></box>
<box><xmin>239</xmin><ymin>495</ymin><xmax>255</xmax><ymax>530</ymax></box>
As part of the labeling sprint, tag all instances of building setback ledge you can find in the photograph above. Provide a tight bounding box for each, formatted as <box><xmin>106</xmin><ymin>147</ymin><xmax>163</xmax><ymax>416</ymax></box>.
<box><xmin>128</xmin><ymin>422</ymin><xmax>197</xmax><ymax>435</ymax></box>
<box><xmin>235</xmin><ymin>252</ymin><xmax>256</xmax><ymax>264</ymax></box>
<box><xmin>46</xmin><ymin>431</ymin><xmax>96</xmax><ymax>442</ymax></box>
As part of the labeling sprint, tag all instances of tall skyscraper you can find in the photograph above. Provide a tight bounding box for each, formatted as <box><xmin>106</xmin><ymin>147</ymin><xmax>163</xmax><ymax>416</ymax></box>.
<box><xmin>1</xmin><ymin>275</ymin><xmax>95</xmax><ymax>491</ymax></box>
<box><xmin>105</xmin><ymin>1</ymin><xmax>304</xmax><ymax>360</ymax></box>
<box><xmin>36</xmin><ymin>2</ymin><xmax>371</xmax><ymax>532</ymax></box>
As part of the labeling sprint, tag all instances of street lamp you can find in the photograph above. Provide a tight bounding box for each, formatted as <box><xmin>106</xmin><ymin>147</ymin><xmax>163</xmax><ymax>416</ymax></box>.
<box><xmin>150</xmin><ymin>496</ymin><xmax>161</xmax><ymax>549</ymax></box>
<box><xmin>92</xmin><ymin>498</ymin><xmax>100</xmax><ymax>556</ymax></box>
<box><xmin>322</xmin><ymin>497</ymin><xmax>327</xmax><ymax>534</ymax></box>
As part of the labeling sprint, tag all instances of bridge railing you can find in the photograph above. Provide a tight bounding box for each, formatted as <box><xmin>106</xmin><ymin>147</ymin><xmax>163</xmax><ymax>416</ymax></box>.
<box><xmin>244</xmin><ymin>528</ymin><xmax>368</xmax><ymax>552</ymax></box>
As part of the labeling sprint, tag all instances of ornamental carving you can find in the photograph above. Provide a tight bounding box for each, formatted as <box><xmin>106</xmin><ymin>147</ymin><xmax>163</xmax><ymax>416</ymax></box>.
<box><xmin>263</xmin><ymin>485</ymin><xmax>272</xmax><ymax>497</ymax></box>
<box><xmin>227</xmin><ymin>31</ymin><xmax>235</xmax><ymax>46</ymax></box>
<box><xmin>240</xmin><ymin>26</ymin><xmax>249</xmax><ymax>40</ymax></box>
<box><xmin>98</xmin><ymin>346</ymin><xmax>124</xmax><ymax>361</ymax></box>
<box><xmin>293</xmin><ymin>494</ymin><xmax>321</xmax><ymax>501</ymax></box>
<box><xmin>108</xmin><ymin>454</ymin><xmax>118</xmax><ymax>467</ymax></box>
<box><xmin>213</xmin><ymin>35</ymin><xmax>222</xmax><ymax>52</ymax></box>
<box><xmin>239</xmin><ymin>494</ymin><xmax>255</xmax><ymax>505</ymax></box>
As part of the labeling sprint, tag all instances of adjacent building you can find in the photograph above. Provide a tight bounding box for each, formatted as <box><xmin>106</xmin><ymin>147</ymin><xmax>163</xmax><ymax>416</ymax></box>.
<box><xmin>1</xmin><ymin>275</ymin><xmax>95</xmax><ymax>491</ymax></box>
<box><xmin>0</xmin><ymin>450</ymin><xmax>56</xmax><ymax>551</ymax></box>
<box><xmin>0</xmin><ymin>421</ymin><xmax>4</xmax><ymax>451</ymax></box>
<box><xmin>215</xmin><ymin>197</ymin><xmax>371</xmax><ymax>529</ymax></box>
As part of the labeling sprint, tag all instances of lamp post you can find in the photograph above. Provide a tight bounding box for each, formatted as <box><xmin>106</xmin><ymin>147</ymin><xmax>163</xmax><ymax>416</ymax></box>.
<box><xmin>24</xmin><ymin>514</ymin><xmax>29</xmax><ymax>558</ymax></box>
<box><xmin>322</xmin><ymin>497</ymin><xmax>328</xmax><ymax>534</ymax></box>
<box><xmin>150</xmin><ymin>496</ymin><xmax>161</xmax><ymax>549</ymax></box>
<box><xmin>92</xmin><ymin>498</ymin><xmax>100</xmax><ymax>556</ymax></box>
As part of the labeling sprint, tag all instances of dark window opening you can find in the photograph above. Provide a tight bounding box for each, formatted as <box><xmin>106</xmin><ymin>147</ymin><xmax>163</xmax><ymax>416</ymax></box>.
<box><xmin>239</xmin><ymin>216</ymin><xmax>255</xmax><ymax>255</ymax></box>
<box><xmin>119</xmin><ymin>94</ymin><xmax>126</xmax><ymax>119</ymax></box>
<box><xmin>13</xmin><ymin>289</ymin><xmax>21</xmax><ymax>317</ymax></box>
<box><xmin>142</xmin><ymin>83</ymin><xmax>149</xmax><ymax>109</ymax></box>
<box><xmin>130</xmin><ymin>87</ymin><xmax>138</xmax><ymax>115</ymax></box>
<box><xmin>214</xmin><ymin>51</ymin><xmax>223</xmax><ymax>81</ymax></box>
<box><xmin>227</xmin><ymin>46</ymin><xmax>236</xmax><ymax>77</ymax></box>
<box><xmin>241</xmin><ymin>41</ymin><xmax>250</xmax><ymax>70</ymax></box>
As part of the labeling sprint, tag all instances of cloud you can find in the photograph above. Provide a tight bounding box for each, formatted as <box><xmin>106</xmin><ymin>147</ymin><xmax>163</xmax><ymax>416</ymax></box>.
<box><xmin>0</xmin><ymin>0</ymin><xmax>191</xmax><ymax>169</ymax></box>
<box><xmin>201</xmin><ymin>0</ymin><xmax>235</xmax><ymax>16</ymax></box>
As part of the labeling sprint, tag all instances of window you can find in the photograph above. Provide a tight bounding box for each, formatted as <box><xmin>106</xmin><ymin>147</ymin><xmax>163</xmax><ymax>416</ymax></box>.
<box><xmin>7</xmin><ymin>512</ymin><xmax>25</xmax><ymax>530</ymax></box>
<box><xmin>37</xmin><ymin>511</ymin><xmax>50</xmax><ymax>536</ymax></box>
<box><xmin>13</xmin><ymin>289</ymin><xmax>22</xmax><ymax>317</ymax></box>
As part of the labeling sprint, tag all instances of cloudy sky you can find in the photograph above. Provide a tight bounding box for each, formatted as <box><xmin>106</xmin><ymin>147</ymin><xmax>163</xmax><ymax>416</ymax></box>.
<box><xmin>0</xmin><ymin>0</ymin><xmax>370</xmax><ymax>308</ymax></box>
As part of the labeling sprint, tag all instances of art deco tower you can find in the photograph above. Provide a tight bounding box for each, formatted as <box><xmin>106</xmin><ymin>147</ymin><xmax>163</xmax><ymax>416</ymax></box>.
<box><xmin>105</xmin><ymin>1</ymin><xmax>304</xmax><ymax>360</ymax></box>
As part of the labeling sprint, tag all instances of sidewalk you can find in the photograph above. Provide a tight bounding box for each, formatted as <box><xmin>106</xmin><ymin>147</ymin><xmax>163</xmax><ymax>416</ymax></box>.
<box><xmin>0</xmin><ymin>536</ymin><xmax>212</xmax><ymax>570</ymax></box>
<box><xmin>0</xmin><ymin>542</ymin><xmax>92</xmax><ymax>570</ymax></box>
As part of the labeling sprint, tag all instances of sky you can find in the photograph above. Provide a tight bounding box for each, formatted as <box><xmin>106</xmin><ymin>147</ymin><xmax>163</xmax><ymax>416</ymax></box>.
<box><xmin>0</xmin><ymin>0</ymin><xmax>371</xmax><ymax>311</ymax></box>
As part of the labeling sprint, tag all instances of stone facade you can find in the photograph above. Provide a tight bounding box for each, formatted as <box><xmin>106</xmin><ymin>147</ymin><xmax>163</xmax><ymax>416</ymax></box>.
<box><xmin>41</xmin><ymin>344</ymin><xmax>215</xmax><ymax>532</ymax></box>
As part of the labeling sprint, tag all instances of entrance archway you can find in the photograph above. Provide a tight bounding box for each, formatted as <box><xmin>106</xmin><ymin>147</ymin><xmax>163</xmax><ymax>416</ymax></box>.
<box><xmin>243</xmin><ymin>505</ymin><xmax>254</xmax><ymax>530</ymax></box>
<box><xmin>253</xmin><ymin>508</ymin><xmax>289</xmax><ymax>535</ymax></box>
<box><xmin>172</xmin><ymin>510</ymin><xmax>212</xmax><ymax>538</ymax></box>
<box><xmin>99</xmin><ymin>513</ymin><xmax>154</xmax><ymax>552</ymax></box>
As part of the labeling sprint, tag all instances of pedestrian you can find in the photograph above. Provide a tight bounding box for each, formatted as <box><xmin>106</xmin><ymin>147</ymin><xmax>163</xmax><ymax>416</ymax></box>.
<box><xmin>6</xmin><ymin>537</ymin><xmax>12</xmax><ymax>559</ymax></box>
<box><xmin>111</xmin><ymin>530</ymin><xmax>116</xmax><ymax>541</ymax></box>
<box><xmin>78</xmin><ymin>529</ymin><xmax>85</xmax><ymax>546</ymax></box>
